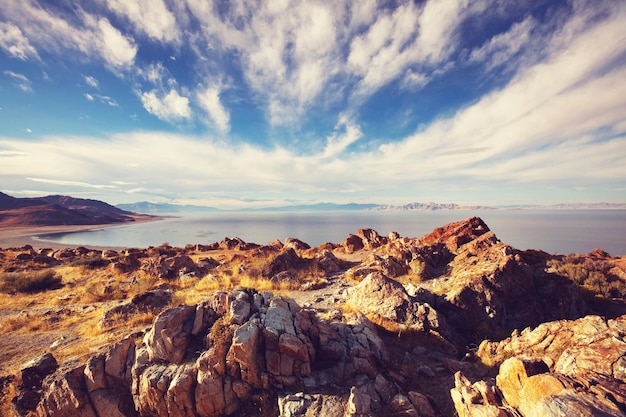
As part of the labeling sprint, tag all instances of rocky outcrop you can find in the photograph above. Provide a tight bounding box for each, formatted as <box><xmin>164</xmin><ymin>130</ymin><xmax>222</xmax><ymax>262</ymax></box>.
<box><xmin>5</xmin><ymin>216</ymin><xmax>626</xmax><ymax>417</ymax></box>
<box><xmin>451</xmin><ymin>314</ymin><xmax>626</xmax><ymax>416</ymax></box>
<box><xmin>33</xmin><ymin>290</ymin><xmax>408</xmax><ymax>417</ymax></box>
<box><xmin>345</xmin><ymin>272</ymin><xmax>457</xmax><ymax>352</ymax></box>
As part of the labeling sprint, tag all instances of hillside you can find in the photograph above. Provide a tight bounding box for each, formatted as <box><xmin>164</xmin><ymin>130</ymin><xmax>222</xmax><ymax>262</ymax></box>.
<box><xmin>0</xmin><ymin>217</ymin><xmax>625</xmax><ymax>416</ymax></box>
<box><xmin>0</xmin><ymin>192</ymin><xmax>146</xmax><ymax>227</ymax></box>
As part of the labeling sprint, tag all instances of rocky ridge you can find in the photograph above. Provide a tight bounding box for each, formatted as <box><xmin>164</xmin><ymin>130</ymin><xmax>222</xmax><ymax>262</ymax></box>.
<box><xmin>1</xmin><ymin>217</ymin><xmax>625</xmax><ymax>416</ymax></box>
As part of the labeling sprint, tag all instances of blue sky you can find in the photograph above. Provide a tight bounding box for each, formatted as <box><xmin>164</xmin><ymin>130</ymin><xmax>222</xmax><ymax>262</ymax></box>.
<box><xmin>0</xmin><ymin>0</ymin><xmax>625</xmax><ymax>209</ymax></box>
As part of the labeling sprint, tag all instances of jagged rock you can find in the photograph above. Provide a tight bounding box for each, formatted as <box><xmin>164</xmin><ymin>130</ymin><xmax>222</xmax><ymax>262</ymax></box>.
<box><xmin>141</xmin><ymin>255</ymin><xmax>199</xmax><ymax>279</ymax></box>
<box><xmin>463</xmin><ymin>314</ymin><xmax>626</xmax><ymax>417</ymax></box>
<box><xmin>263</xmin><ymin>248</ymin><xmax>306</xmax><ymax>278</ymax></box>
<box><xmin>342</xmin><ymin>234</ymin><xmax>364</xmax><ymax>253</ymax></box>
<box><xmin>21</xmin><ymin>353</ymin><xmax>58</xmax><ymax>390</ymax></box>
<box><xmin>36</xmin><ymin>365</ymin><xmax>97</xmax><ymax>417</ymax></box>
<box><xmin>495</xmin><ymin>357</ymin><xmax>549</xmax><ymax>408</ymax></box>
<box><xmin>144</xmin><ymin>305</ymin><xmax>196</xmax><ymax>364</ymax></box>
<box><xmin>316</xmin><ymin>250</ymin><xmax>342</xmax><ymax>273</ymax></box>
<box><xmin>418</xmin><ymin>216</ymin><xmax>491</xmax><ymax>252</ymax></box>
<box><xmin>228</xmin><ymin>290</ymin><xmax>251</xmax><ymax>325</ymax></box>
<box><xmin>346</xmin><ymin>385</ymin><xmax>371</xmax><ymax>416</ymax></box>
<box><xmin>450</xmin><ymin>372</ymin><xmax>509</xmax><ymax>417</ymax></box>
<box><xmin>357</xmin><ymin>228</ymin><xmax>388</xmax><ymax>250</ymax></box>
<box><xmin>345</xmin><ymin>272</ymin><xmax>456</xmax><ymax>351</ymax></box>
<box><xmin>284</xmin><ymin>238</ymin><xmax>311</xmax><ymax>251</ymax></box>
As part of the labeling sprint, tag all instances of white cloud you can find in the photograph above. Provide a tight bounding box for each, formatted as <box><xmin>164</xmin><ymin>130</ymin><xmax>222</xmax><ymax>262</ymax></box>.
<box><xmin>0</xmin><ymin>22</ymin><xmax>38</xmax><ymax>60</ymax></box>
<box><xmin>141</xmin><ymin>89</ymin><xmax>191</xmax><ymax>121</ymax></box>
<box><xmin>197</xmin><ymin>86</ymin><xmax>230</xmax><ymax>133</ymax></box>
<box><xmin>93</xmin><ymin>17</ymin><xmax>137</xmax><ymax>67</ymax></box>
<box><xmin>27</xmin><ymin>177</ymin><xmax>119</xmax><ymax>190</ymax></box>
<box><xmin>84</xmin><ymin>75</ymin><xmax>99</xmax><ymax>88</ymax></box>
<box><xmin>320</xmin><ymin>116</ymin><xmax>363</xmax><ymax>159</ymax></box>
<box><xmin>0</xmin><ymin>0</ymin><xmax>136</xmax><ymax>69</ymax></box>
<box><xmin>105</xmin><ymin>0</ymin><xmax>179</xmax><ymax>43</ymax></box>
<box><xmin>4</xmin><ymin>70</ymin><xmax>33</xmax><ymax>92</ymax></box>
<box><xmin>85</xmin><ymin>93</ymin><xmax>94</xmax><ymax>101</ymax></box>
<box><xmin>469</xmin><ymin>16</ymin><xmax>537</xmax><ymax>70</ymax></box>
<box><xmin>96</xmin><ymin>94</ymin><xmax>118</xmax><ymax>107</ymax></box>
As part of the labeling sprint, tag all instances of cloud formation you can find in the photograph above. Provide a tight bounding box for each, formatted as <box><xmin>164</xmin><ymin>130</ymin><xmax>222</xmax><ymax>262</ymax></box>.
<box><xmin>0</xmin><ymin>22</ymin><xmax>38</xmax><ymax>60</ymax></box>
<box><xmin>140</xmin><ymin>89</ymin><xmax>191</xmax><ymax>122</ymax></box>
<box><xmin>0</xmin><ymin>0</ymin><xmax>624</xmax><ymax>206</ymax></box>
<box><xmin>4</xmin><ymin>70</ymin><xmax>33</xmax><ymax>92</ymax></box>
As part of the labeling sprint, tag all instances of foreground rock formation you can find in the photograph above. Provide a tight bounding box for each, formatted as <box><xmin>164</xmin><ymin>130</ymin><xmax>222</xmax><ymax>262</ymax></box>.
<box><xmin>1</xmin><ymin>216</ymin><xmax>625</xmax><ymax>416</ymax></box>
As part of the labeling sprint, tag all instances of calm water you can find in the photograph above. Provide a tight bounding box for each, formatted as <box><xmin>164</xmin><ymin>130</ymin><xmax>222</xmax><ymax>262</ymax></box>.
<box><xmin>36</xmin><ymin>210</ymin><xmax>626</xmax><ymax>256</ymax></box>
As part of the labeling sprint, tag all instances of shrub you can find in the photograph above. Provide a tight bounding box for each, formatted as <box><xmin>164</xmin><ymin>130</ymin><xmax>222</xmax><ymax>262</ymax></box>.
<box><xmin>0</xmin><ymin>270</ymin><xmax>63</xmax><ymax>294</ymax></box>
<box><xmin>71</xmin><ymin>255</ymin><xmax>109</xmax><ymax>269</ymax></box>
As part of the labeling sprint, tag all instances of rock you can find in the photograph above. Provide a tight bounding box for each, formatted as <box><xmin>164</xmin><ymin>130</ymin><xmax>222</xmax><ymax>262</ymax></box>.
<box><xmin>226</xmin><ymin>318</ymin><xmax>263</xmax><ymax>388</ymax></box>
<box><xmin>141</xmin><ymin>255</ymin><xmax>199</xmax><ymax>279</ymax></box>
<box><xmin>228</xmin><ymin>290</ymin><xmax>251</xmax><ymax>325</ymax></box>
<box><xmin>144</xmin><ymin>305</ymin><xmax>196</xmax><ymax>364</ymax></box>
<box><xmin>407</xmin><ymin>391</ymin><xmax>436</xmax><ymax>417</ymax></box>
<box><xmin>496</xmin><ymin>357</ymin><xmax>550</xmax><ymax>408</ymax></box>
<box><xmin>21</xmin><ymin>353</ymin><xmax>58</xmax><ymax>390</ymax></box>
<box><xmin>346</xmin><ymin>386</ymin><xmax>371</xmax><ymax>416</ymax></box>
<box><xmin>345</xmin><ymin>272</ymin><xmax>455</xmax><ymax>350</ymax></box>
<box><xmin>357</xmin><ymin>228</ymin><xmax>388</xmax><ymax>250</ymax></box>
<box><xmin>284</xmin><ymin>238</ymin><xmax>311</xmax><ymax>251</ymax></box>
<box><xmin>342</xmin><ymin>234</ymin><xmax>364</xmax><ymax>253</ymax></box>
<box><xmin>345</xmin><ymin>272</ymin><xmax>411</xmax><ymax>322</ymax></box>
<box><xmin>418</xmin><ymin>216</ymin><xmax>492</xmax><ymax>252</ymax></box>
<box><xmin>263</xmin><ymin>248</ymin><xmax>306</xmax><ymax>278</ymax></box>
<box><xmin>36</xmin><ymin>365</ymin><xmax>97</xmax><ymax>417</ymax></box>
<box><xmin>316</xmin><ymin>250</ymin><xmax>342</xmax><ymax>273</ymax></box>
<box><xmin>450</xmin><ymin>372</ymin><xmax>509</xmax><ymax>417</ymax></box>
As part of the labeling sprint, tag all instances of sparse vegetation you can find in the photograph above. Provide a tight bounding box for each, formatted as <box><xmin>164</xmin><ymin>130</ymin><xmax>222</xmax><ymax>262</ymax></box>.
<box><xmin>0</xmin><ymin>269</ymin><xmax>62</xmax><ymax>294</ymax></box>
<box><xmin>71</xmin><ymin>254</ymin><xmax>110</xmax><ymax>269</ymax></box>
<box><xmin>547</xmin><ymin>256</ymin><xmax>626</xmax><ymax>299</ymax></box>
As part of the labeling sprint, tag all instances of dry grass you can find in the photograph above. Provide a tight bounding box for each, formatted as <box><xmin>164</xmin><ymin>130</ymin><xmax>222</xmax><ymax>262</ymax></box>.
<box><xmin>0</xmin><ymin>269</ymin><xmax>62</xmax><ymax>294</ymax></box>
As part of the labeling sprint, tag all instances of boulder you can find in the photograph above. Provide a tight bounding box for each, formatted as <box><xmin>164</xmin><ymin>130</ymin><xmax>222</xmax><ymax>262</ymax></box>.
<box><xmin>284</xmin><ymin>238</ymin><xmax>311</xmax><ymax>251</ymax></box>
<box><xmin>144</xmin><ymin>305</ymin><xmax>196</xmax><ymax>364</ymax></box>
<box><xmin>21</xmin><ymin>353</ymin><xmax>58</xmax><ymax>390</ymax></box>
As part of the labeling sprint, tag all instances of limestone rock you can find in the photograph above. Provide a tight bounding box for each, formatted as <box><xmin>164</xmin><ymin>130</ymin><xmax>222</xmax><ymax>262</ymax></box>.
<box><xmin>36</xmin><ymin>365</ymin><xmax>97</xmax><ymax>417</ymax></box>
<box><xmin>144</xmin><ymin>305</ymin><xmax>196</xmax><ymax>364</ymax></box>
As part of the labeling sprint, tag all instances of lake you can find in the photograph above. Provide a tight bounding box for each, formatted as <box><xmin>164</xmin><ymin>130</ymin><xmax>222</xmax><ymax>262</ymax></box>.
<box><xmin>36</xmin><ymin>210</ymin><xmax>626</xmax><ymax>256</ymax></box>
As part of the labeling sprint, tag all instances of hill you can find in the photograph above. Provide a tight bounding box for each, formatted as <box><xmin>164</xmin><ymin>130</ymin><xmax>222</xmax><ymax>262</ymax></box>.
<box><xmin>0</xmin><ymin>192</ymin><xmax>146</xmax><ymax>227</ymax></box>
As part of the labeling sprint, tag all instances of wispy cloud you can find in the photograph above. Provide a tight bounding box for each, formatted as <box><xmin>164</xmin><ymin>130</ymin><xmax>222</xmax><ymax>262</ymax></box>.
<box><xmin>104</xmin><ymin>0</ymin><xmax>179</xmax><ymax>44</ymax></box>
<box><xmin>27</xmin><ymin>177</ymin><xmax>119</xmax><ymax>190</ymax></box>
<box><xmin>4</xmin><ymin>70</ymin><xmax>33</xmax><ymax>92</ymax></box>
<box><xmin>197</xmin><ymin>85</ymin><xmax>230</xmax><ymax>133</ymax></box>
<box><xmin>0</xmin><ymin>0</ymin><xmax>136</xmax><ymax>69</ymax></box>
<box><xmin>84</xmin><ymin>75</ymin><xmax>99</xmax><ymax>88</ymax></box>
<box><xmin>0</xmin><ymin>22</ymin><xmax>39</xmax><ymax>60</ymax></box>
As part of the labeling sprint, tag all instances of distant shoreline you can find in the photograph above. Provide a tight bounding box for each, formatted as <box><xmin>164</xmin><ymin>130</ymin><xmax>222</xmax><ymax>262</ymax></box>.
<box><xmin>0</xmin><ymin>215</ymin><xmax>165</xmax><ymax>250</ymax></box>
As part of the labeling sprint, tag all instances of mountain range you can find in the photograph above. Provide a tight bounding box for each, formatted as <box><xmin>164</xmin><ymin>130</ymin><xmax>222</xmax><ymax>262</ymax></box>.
<box><xmin>2</xmin><ymin>192</ymin><xmax>625</xmax><ymax>227</ymax></box>
<box><xmin>117</xmin><ymin>200</ymin><xmax>626</xmax><ymax>213</ymax></box>
<box><xmin>0</xmin><ymin>192</ymin><xmax>145</xmax><ymax>227</ymax></box>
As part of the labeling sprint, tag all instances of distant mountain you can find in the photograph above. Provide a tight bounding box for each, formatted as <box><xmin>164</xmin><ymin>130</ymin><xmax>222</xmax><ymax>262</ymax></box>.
<box><xmin>501</xmin><ymin>202</ymin><xmax>626</xmax><ymax>210</ymax></box>
<box><xmin>116</xmin><ymin>202</ymin><xmax>221</xmax><ymax>214</ymax></box>
<box><xmin>114</xmin><ymin>199</ymin><xmax>626</xmax><ymax>215</ymax></box>
<box><xmin>254</xmin><ymin>202</ymin><xmax>381</xmax><ymax>211</ymax></box>
<box><xmin>370</xmin><ymin>202</ymin><xmax>497</xmax><ymax>211</ymax></box>
<box><xmin>0</xmin><ymin>191</ymin><xmax>149</xmax><ymax>227</ymax></box>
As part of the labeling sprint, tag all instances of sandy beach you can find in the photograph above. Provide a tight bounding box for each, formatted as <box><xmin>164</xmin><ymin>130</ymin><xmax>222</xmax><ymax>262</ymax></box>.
<box><xmin>0</xmin><ymin>216</ymin><xmax>163</xmax><ymax>250</ymax></box>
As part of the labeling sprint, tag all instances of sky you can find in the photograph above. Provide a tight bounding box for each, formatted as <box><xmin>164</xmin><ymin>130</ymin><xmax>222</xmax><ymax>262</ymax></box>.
<box><xmin>0</xmin><ymin>0</ymin><xmax>625</xmax><ymax>209</ymax></box>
